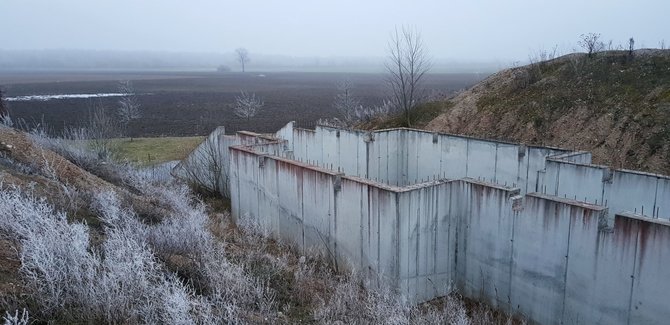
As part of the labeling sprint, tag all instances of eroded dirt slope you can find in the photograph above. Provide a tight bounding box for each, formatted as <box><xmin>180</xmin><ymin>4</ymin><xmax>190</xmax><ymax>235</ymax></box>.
<box><xmin>425</xmin><ymin>50</ymin><xmax>670</xmax><ymax>174</ymax></box>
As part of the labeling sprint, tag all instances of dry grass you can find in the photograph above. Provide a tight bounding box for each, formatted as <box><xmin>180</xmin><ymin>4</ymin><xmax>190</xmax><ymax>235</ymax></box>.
<box><xmin>113</xmin><ymin>136</ymin><xmax>205</xmax><ymax>165</ymax></box>
<box><xmin>423</xmin><ymin>50</ymin><xmax>670</xmax><ymax>174</ymax></box>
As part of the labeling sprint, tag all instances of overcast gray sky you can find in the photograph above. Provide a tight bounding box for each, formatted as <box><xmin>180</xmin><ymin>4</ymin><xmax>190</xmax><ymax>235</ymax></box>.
<box><xmin>2</xmin><ymin>0</ymin><xmax>668</xmax><ymax>61</ymax></box>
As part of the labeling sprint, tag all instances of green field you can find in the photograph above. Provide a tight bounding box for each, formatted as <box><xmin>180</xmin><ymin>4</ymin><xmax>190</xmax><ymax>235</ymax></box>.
<box><xmin>113</xmin><ymin>136</ymin><xmax>205</xmax><ymax>165</ymax></box>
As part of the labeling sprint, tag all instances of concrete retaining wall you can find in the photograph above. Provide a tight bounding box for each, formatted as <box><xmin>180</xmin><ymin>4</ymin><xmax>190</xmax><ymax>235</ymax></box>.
<box><xmin>541</xmin><ymin>158</ymin><xmax>670</xmax><ymax>219</ymax></box>
<box><xmin>229</xmin><ymin>145</ymin><xmax>400</xmax><ymax>282</ymax></box>
<box><xmin>179</xmin><ymin>123</ymin><xmax>670</xmax><ymax>221</ymax></box>
<box><xmin>284</xmin><ymin>123</ymin><xmax>670</xmax><ymax>220</ymax></box>
<box><xmin>287</xmin><ymin>125</ymin><xmax>571</xmax><ymax>189</ymax></box>
<box><xmin>230</xmin><ymin>143</ymin><xmax>670</xmax><ymax>324</ymax></box>
<box><xmin>182</xmin><ymin>123</ymin><xmax>670</xmax><ymax>325</ymax></box>
<box><xmin>396</xmin><ymin>180</ymin><xmax>456</xmax><ymax>301</ymax></box>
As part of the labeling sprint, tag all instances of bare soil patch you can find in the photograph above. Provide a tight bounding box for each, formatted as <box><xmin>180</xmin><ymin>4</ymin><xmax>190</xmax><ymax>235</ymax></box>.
<box><xmin>1</xmin><ymin>71</ymin><xmax>482</xmax><ymax>137</ymax></box>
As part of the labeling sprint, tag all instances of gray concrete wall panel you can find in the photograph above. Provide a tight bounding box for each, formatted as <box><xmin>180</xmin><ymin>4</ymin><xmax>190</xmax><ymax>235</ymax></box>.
<box><xmin>510</xmin><ymin>195</ymin><xmax>573</xmax><ymax>325</ymax></box>
<box><xmin>607</xmin><ymin>170</ymin><xmax>665</xmax><ymax>218</ymax></box>
<box><xmin>458</xmin><ymin>182</ymin><xmax>516</xmax><ymax>311</ymax></box>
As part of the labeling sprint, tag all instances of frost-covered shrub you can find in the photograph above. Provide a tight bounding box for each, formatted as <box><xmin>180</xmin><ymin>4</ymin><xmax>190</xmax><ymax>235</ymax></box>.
<box><xmin>313</xmin><ymin>274</ymin><xmax>411</xmax><ymax>324</ymax></box>
<box><xmin>0</xmin><ymin>188</ymin><xmax>94</xmax><ymax>314</ymax></box>
<box><xmin>0</xmin><ymin>188</ymin><xmax>206</xmax><ymax>323</ymax></box>
<box><xmin>2</xmin><ymin>309</ymin><xmax>29</xmax><ymax>325</ymax></box>
<box><xmin>30</xmin><ymin>130</ymin><xmax>101</xmax><ymax>170</ymax></box>
<box><xmin>93</xmin><ymin>189</ymin><xmax>276</xmax><ymax>323</ymax></box>
<box><xmin>0</xmin><ymin>115</ymin><xmax>14</xmax><ymax>128</ymax></box>
<box><xmin>313</xmin><ymin>273</ymin><xmax>471</xmax><ymax>325</ymax></box>
<box><xmin>136</xmin><ymin>161</ymin><xmax>178</xmax><ymax>183</ymax></box>
<box><xmin>199</xmin><ymin>248</ymin><xmax>276</xmax><ymax>317</ymax></box>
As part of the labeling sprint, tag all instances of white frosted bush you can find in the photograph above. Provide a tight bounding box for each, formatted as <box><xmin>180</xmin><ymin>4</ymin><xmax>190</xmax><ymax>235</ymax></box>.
<box><xmin>2</xmin><ymin>309</ymin><xmax>29</xmax><ymax>325</ymax></box>
<box><xmin>0</xmin><ymin>187</ymin><xmax>95</xmax><ymax>313</ymax></box>
<box><xmin>313</xmin><ymin>271</ymin><xmax>471</xmax><ymax>325</ymax></box>
<box><xmin>30</xmin><ymin>130</ymin><xmax>100</xmax><ymax>169</ymax></box>
<box><xmin>93</xmin><ymin>189</ymin><xmax>274</xmax><ymax>323</ymax></box>
<box><xmin>0</xmin><ymin>188</ymin><xmax>205</xmax><ymax>323</ymax></box>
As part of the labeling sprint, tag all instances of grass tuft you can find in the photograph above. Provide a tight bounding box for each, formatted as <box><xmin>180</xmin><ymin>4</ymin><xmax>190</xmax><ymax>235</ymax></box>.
<box><xmin>113</xmin><ymin>136</ymin><xmax>205</xmax><ymax>165</ymax></box>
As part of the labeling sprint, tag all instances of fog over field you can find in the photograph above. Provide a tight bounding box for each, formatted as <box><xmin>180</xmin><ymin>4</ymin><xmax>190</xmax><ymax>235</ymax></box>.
<box><xmin>1</xmin><ymin>0</ymin><xmax>667</xmax><ymax>72</ymax></box>
<box><xmin>1</xmin><ymin>1</ymin><xmax>669</xmax><ymax>325</ymax></box>
<box><xmin>1</xmin><ymin>0</ymin><xmax>668</xmax><ymax>135</ymax></box>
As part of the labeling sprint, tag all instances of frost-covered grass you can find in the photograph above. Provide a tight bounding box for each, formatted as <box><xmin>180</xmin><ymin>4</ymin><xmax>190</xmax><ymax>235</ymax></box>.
<box><xmin>2</xmin><ymin>309</ymin><xmax>29</xmax><ymax>325</ymax></box>
<box><xmin>0</xmin><ymin>188</ymin><xmax>204</xmax><ymax>323</ymax></box>
<box><xmin>0</xmin><ymin>135</ymin><xmax>275</xmax><ymax>323</ymax></box>
<box><xmin>0</xmin><ymin>182</ymin><xmax>276</xmax><ymax>324</ymax></box>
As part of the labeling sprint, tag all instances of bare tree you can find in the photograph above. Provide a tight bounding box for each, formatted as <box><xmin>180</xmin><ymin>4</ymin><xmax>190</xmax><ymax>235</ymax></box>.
<box><xmin>578</xmin><ymin>33</ymin><xmax>605</xmax><ymax>58</ymax></box>
<box><xmin>385</xmin><ymin>26</ymin><xmax>431</xmax><ymax>127</ymax></box>
<box><xmin>333</xmin><ymin>80</ymin><xmax>363</xmax><ymax>126</ymax></box>
<box><xmin>117</xmin><ymin>80</ymin><xmax>141</xmax><ymax>132</ymax></box>
<box><xmin>234</xmin><ymin>91</ymin><xmax>263</xmax><ymax>119</ymax></box>
<box><xmin>235</xmin><ymin>48</ymin><xmax>250</xmax><ymax>72</ymax></box>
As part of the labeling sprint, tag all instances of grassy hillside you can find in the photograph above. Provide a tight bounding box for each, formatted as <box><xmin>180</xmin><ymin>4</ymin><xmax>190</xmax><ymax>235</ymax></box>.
<box><xmin>416</xmin><ymin>50</ymin><xmax>670</xmax><ymax>174</ymax></box>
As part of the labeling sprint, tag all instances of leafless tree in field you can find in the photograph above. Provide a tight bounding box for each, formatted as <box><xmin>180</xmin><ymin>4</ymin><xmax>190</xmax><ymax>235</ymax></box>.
<box><xmin>385</xmin><ymin>26</ymin><xmax>431</xmax><ymax>127</ymax></box>
<box><xmin>235</xmin><ymin>48</ymin><xmax>250</xmax><ymax>72</ymax></box>
<box><xmin>578</xmin><ymin>33</ymin><xmax>605</xmax><ymax>58</ymax></box>
<box><xmin>333</xmin><ymin>79</ymin><xmax>363</xmax><ymax>126</ymax></box>
<box><xmin>117</xmin><ymin>80</ymin><xmax>141</xmax><ymax>131</ymax></box>
<box><xmin>234</xmin><ymin>91</ymin><xmax>264</xmax><ymax>119</ymax></box>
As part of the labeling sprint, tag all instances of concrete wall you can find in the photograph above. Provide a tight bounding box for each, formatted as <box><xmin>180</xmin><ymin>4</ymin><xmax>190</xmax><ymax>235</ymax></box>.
<box><xmin>230</xmin><ymin>139</ymin><xmax>469</xmax><ymax>302</ymax></box>
<box><xmin>447</xmin><ymin>189</ymin><xmax>670</xmax><ymax>325</ymax></box>
<box><xmin>274</xmin><ymin>121</ymin><xmax>294</xmax><ymax>152</ymax></box>
<box><xmin>174</xmin><ymin>127</ymin><xmax>286</xmax><ymax>197</ymax></box>
<box><xmin>287</xmin><ymin>124</ymin><xmax>569</xmax><ymax>190</ymax></box>
<box><xmin>541</xmin><ymin>158</ymin><xmax>670</xmax><ymax>220</ymax></box>
<box><xmin>396</xmin><ymin>180</ymin><xmax>456</xmax><ymax>301</ymax></box>
<box><xmin>230</xmin><ymin>142</ymin><xmax>670</xmax><ymax>325</ymax></box>
<box><xmin>511</xmin><ymin>196</ymin><xmax>670</xmax><ymax>325</ymax></box>
<box><xmin>285</xmin><ymin>122</ymin><xmax>670</xmax><ymax>221</ymax></box>
<box><xmin>455</xmin><ymin>182</ymin><xmax>519</xmax><ymax>312</ymax></box>
<box><xmin>229</xmin><ymin>145</ymin><xmax>401</xmax><ymax>284</ymax></box>
<box><xmin>172</xmin><ymin>127</ymin><xmax>234</xmax><ymax>195</ymax></box>
<box><xmin>184</xmin><ymin>123</ymin><xmax>670</xmax><ymax>325</ymax></box>
<box><xmin>181</xmin><ymin>123</ymin><xmax>670</xmax><ymax>221</ymax></box>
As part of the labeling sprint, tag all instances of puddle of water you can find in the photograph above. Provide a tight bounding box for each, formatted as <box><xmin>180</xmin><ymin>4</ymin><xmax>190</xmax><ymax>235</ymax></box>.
<box><xmin>6</xmin><ymin>93</ymin><xmax>131</xmax><ymax>102</ymax></box>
